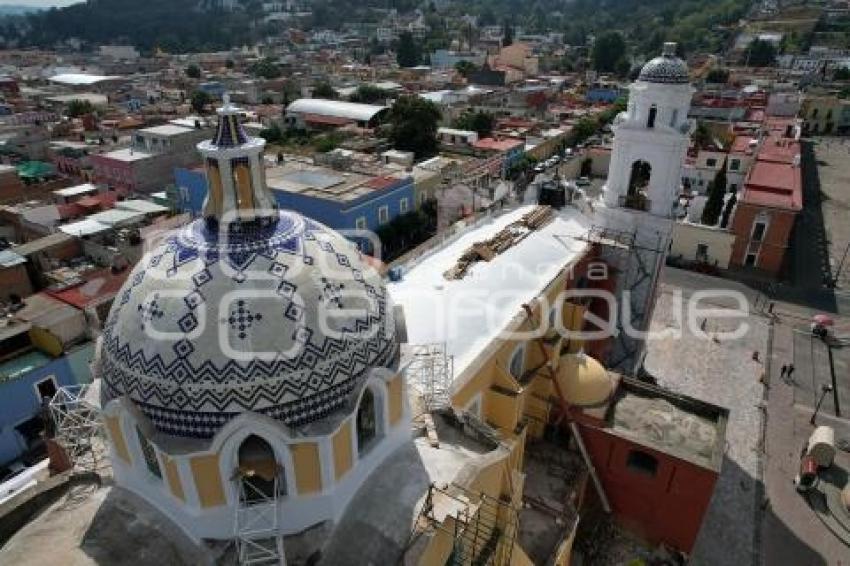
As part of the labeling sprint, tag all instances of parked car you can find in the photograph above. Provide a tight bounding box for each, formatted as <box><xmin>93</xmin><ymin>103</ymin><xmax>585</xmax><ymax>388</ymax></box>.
<box><xmin>576</xmin><ymin>177</ymin><xmax>591</xmax><ymax>187</ymax></box>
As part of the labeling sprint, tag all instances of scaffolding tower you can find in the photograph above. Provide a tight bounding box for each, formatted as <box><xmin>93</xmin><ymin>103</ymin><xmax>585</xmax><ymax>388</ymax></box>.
<box><xmin>49</xmin><ymin>384</ymin><xmax>105</xmax><ymax>473</ymax></box>
<box><xmin>233</xmin><ymin>472</ymin><xmax>285</xmax><ymax>566</ymax></box>
<box><xmin>405</xmin><ymin>343</ymin><xmax>454</xmax><ymax>411</ymax></box>
<box><xmin>410</xmin><ymin>484</ymin><xmax>518</xmax><ymax>566</ymax></box>
<box><xmin>581</xmin><ymin>225</ymin><xmax>668</xmax><ymax>375</ymax></box>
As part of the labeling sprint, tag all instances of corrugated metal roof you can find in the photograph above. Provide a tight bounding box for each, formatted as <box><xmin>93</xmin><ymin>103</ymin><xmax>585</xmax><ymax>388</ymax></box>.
<box><xmin>287</xmin><ymin>98</ymin><xmax>388</xmax><ymax>122</ymax></box>
<box><xmin>0</xmin><ymin>249</ymin><xmax>26</xmax><ymax>268</ymax></box>
<box><xmin>12</xmin><ymin>232</ymin><xmax>75</xmax><ymax>256</ymax></box>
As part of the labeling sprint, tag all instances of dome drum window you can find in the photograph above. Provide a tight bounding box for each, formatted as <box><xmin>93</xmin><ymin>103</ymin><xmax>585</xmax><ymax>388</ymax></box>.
<box><xmin>136</xmin><ymin>426</ymin><xmax>162</xmax><ymax>480</ymax></box>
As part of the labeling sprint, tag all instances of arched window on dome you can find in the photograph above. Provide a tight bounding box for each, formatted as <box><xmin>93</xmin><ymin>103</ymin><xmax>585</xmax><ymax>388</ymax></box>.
<box><xmin>236</xmin><ymin>434</ymin><xmax>284</xmax><ymax>504</ymax></box>
<box><xmin>647</xmin><ymin>104</ymin><xmax>658</xmax><ymax>129</ymax></box>
<box><xmin>356</xmin><ymin>386</ymin><xmax>384</xmax><ymax>456</ymax></box>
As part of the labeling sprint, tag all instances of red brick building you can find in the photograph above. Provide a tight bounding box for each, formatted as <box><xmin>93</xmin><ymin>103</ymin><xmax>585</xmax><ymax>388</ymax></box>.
<box><xmin>729</xmin><ymin>119</ymin><xmax>802</xmax><ymax>275</ymax></box>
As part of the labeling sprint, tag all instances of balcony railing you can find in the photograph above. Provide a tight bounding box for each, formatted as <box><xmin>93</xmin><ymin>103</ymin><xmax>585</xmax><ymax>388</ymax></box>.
<box><xmin>619</xmin><ymin>193</ymin><xmax>651</xmax><ymax>212</ymax></box>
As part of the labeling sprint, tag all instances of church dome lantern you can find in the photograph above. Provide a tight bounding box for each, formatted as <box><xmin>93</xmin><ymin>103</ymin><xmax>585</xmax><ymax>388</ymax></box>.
<box><xmin>638</xmin><ymin>42</ymin><xmax>689</xmax><ymax>85</ymax></box>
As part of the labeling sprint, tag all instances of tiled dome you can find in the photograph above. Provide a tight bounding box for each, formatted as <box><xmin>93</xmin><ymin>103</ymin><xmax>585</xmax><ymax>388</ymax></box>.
<box><xmin>99</xmin><ymin>212</ymin><xmax>397</xmax><ymax>439</ymax></box>
<box><xmin>638</xmin><ymin>42</ymin><xmax>689</xmax><ymax>85</ymax></box>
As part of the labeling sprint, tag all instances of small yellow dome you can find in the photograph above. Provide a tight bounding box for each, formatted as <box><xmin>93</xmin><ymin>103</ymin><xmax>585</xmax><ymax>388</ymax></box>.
<box><xmin>555</xmin><ymin>353</ymin><xmax>614</xmax><ymax>408</ymax></box>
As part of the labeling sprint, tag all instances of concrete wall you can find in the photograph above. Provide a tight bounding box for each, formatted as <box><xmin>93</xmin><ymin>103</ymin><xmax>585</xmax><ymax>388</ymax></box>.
<box><xmin>670</xmin><ymin>222</ymin><xmax>735</xmax><ymax>269</ymax></box>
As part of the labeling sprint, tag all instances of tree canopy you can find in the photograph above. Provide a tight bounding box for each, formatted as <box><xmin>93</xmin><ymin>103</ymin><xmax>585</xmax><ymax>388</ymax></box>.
<box><xmin>349</xmin><ymin>85</ymin><xmax>390</xmax><ymax>104</ymax></box>
<box><xmin>312</xmin><ymin>82</ymin><xmax>338</xmax><ymax>99</ymax></box>
<box><xmin>396</xmin><ymin>32</ymin><xmax>422</xmax><ymax>68</ymax></box>
<box><xmin>701</xmin><ymin>162</ymin><xmax>728</xmax><ymax>226</ymax></box>
<box><xmin>186</xmin><ymin>64</ymin><xmax>201</xmax><ymax>79</ymax></box>
<box><xmin>190</xmin><ymin>90</ymin><xmax>212</xmax><ymax>115</ymax></box>
<box><xmin>746</xmin><ymin>38</ymin><xmax>776</xmax><ymax>67</ymax></box>
<box><xmin>66</xmin><ymin>99</ymin><xmax>95</xmax><ymax>118</ymax></box>
<box><xmin>592</xmin><ymin>31</ymin><xmax>628</xmax><ymax>74</ymax></box>
<box><xmin>249</xmin><ymin>58</ymin><xmax>281</xmax><ymax>79</ymax></box>
<box><xmin>386</xmin><ymin>96</ymin><xmax>441</xmax><ymax>159</ymax></box>
<box><xmin>453</xmin><ymin>111</ymin><xmax>495</xmax><ymax>137</ymax></box>
<box><xmin>705</xmin><ymin>67</ymin><xmax>730</xmax><ymax>84</ymax></box>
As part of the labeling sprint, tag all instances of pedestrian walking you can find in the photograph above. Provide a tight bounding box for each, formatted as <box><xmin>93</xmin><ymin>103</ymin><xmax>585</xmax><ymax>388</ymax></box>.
<box><xmin>780</xmin><ymin>364</ymin><xmax>788</xmax><ymax>379</ymax></box>
<box><xmin>787</xmin><ymin>364</ymin><xmax>795</xmax><ymax>380</ymax></box>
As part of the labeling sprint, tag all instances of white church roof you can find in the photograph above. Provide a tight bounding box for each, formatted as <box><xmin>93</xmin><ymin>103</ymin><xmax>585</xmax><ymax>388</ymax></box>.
<box><xmin>387</xmin><ymin>205</ymin><xmax>591</xmax><ymax>382</ymax></box>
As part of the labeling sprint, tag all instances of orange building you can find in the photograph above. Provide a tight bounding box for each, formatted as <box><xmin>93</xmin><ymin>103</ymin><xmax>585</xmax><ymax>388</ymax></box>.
<box><xmin>729</xmin><ymin>119</ymin><xmax>802</xmax><ymax>275</ymax></box>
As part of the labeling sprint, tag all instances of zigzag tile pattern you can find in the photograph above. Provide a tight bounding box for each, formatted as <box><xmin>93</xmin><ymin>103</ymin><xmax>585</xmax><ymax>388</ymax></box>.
<box><xmin>99</xmin><ymin>211</ymin><xmax>397</xmax><ymax>439</ymax></box>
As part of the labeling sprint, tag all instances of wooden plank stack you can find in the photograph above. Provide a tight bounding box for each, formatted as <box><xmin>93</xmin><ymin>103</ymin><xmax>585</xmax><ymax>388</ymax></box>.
<box><xmin>443</xmin><ymin>206</ymin><xmax>554</xmax><ymax>280</ymax></box>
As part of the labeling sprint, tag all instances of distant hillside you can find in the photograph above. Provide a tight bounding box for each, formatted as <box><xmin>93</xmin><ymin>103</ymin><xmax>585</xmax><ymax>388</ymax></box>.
<box><xmin>18</xmin><ymin>0</ymin><xmax>260</xmax><ymax>53</ymax></box>
<box><xmin>0</xmin><ymin>5</ymin><xmax>44</xmax><ymax>17</ymax></box>
<box><xmin>14</xmin><ymin>0</ymin><xmax>751</xmax><ymax>55</ymax></box>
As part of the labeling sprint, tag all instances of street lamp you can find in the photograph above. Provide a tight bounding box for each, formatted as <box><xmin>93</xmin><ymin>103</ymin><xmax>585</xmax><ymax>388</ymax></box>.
<box><xmin>811</xmin><ymin>383</ymin><xmax>834</xmax><ymax>425</ymax></box>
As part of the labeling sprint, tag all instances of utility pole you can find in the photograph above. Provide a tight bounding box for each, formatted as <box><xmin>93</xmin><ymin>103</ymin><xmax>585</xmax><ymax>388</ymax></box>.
<box><xmin>833</xmin><ymin>240</ymin><xmax>850</xmax><ymax>287</ymax></box>
<box><xmin>825</xmin><ymin>340</ymin><xmax>841</xmax><ymax>417</ymax></box>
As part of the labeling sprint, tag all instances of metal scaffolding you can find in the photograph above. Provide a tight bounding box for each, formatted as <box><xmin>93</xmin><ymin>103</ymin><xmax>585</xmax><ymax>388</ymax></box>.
<box><xmin>410</xmin><ymin>484</ymin><xmax>518</xmax><ymax>566</ymax></box>
<box><xmin>233</xmin><ymin>473</ymin><xmax>285</xmax><ymax>565</ymax></box>
<box><xmin>49</xmin><ymin>384</ymin><xmax>105</xmax><ymax>473</ymax></box>
<box><xmin>405</xmin><ymin>343</ymin><xmax>454</xmax><ymax>412</ymax></box>
<box><xmin>581</xmin><ymin>225</ymin><xmax>668</xmax><ymax>374</ymax></box>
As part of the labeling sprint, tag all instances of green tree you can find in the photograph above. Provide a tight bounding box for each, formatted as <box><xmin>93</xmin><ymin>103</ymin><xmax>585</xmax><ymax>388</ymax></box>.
<box><xmin>834</xmin><ymin>67</ymin><xmax>850</xmax><ymax>81</ymax></box>
<box><xmin>746</xmin><ymin>38</ymin><xmax>776</xmax><ymax>67</ymax></box>
<box><xmin>720</xmin><ymin>191</ymin><xmax>737</xmax><ymax>229</ymax></box>
<box><xmin>259</xmin><ymin>123</ymin><xmax>283</xmax><ymax>143</ymax></box>
<box><xmin>396</xmin><ymin>32</ymin><xmax>421</xmax><ymax>68</ymax></box>
<box><xmin>249</xmin><ymin>57</ymin><xmax>281</xmax><ymax>79</ymax></box>
<box><xmin>190</xmin><ymin>90</ymin><xmax>212</xmax><ymax>114</ymax></box>
<box><xmin>349</xmin><ymin>85</ymin><xmax>389</xmax><ymax>104</ymax></box>
<box><xmin>705</xmin><ymin>67</ymin><xmax>729</xmax><ymax>84</ymax></box>
<box><xmin>186</xmin><ymin>64</ymin><xmax>201</xmax><ymax>79</ymax></box>
<box><xmin>454</xmin><ymin>60</ymin><xmax>477</xmax><ymax>78</ymax></box>
<box><xmin>453</xmin><ymin>111</ymin><xmax>495</xmax><ymax>137</ymax></box>
<box><xmin>387</xmin><ymin>95</ymin><xmax>441</xmax><ymax>159</ymax></box>
<box><xmin>693</xmin><ymin>121</ymin><xmax>712</xmax><ymax>148</ymax></box>
<box><xmin>312</xmin><ymin>82</ymin><xmax>337</xmax><ymax>99</ymax></box>
<box><xmin>592</xmin><ymin>31</ymin><xmax>627</xmax><ymax>73</ymax></box>
<box><xmin>701</xmin><ymin>161</ymin><xmax>727</xmax><ymax>226</ymax></box>
<box><xmin>502</xmin><ymin>20</ymin><xmax>514</xmax><ymax>47</ymax></box>
<box><xmin>225</xmin><ymin>59</ymin><xmax>235</xmax><ymax>69</ymax></box>
<box><xmin>66</xmin><ymin>99</ymin><xmax>95</xmax><ymax>118</ymax></box>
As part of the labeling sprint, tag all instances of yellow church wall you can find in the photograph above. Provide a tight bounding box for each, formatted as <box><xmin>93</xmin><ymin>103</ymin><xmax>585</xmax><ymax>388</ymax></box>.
<box><xmin>104</xmin><ymin>415</ymin><xmax>131</xmax><ymax>465</ymax></box>
<box><xmin>416</xmin><ymin>516</ymin><xmax>458</xmax><ymax>566</ymax></box>
<box><xmin>387</xmin><ymin>374</ymin><xmax>403</xmax><ymax>425</ymax></box>
<box><xmin>162</xmin><ymin>456</ymin><xmax>185</xmax><ymax>502</ymax></box>
<box><xmin>290</xmin><ymin>442</ymin><xmax>323</xmax><ymax>495</ymax></box>
<box><xmin>485</xmin><ymin>387</ymin><xmax>521</xmax><ymax>432</ymax></box>
<box><xmin>233</xmin><ymin>163</ymin><xmax>254</xmax><ymax>210</ymax></box>
<box><xmin>510</xmin><ymin>545</ymin><xmax>536</xmax><ymax>566</ymax></box>
<box><xmin>207</xmin><ymin>162</ymin><xmax>223</xmax><ymax>217</ymax></box>
<box><xmin>332</xmin><ymin>421</ymin><xmax>353</xmax><ymax>481</ymax></box>
<box><xmin>190</xmin><ymin>454</ymin><xmax>226</xmax><ymax>508</ymax></box>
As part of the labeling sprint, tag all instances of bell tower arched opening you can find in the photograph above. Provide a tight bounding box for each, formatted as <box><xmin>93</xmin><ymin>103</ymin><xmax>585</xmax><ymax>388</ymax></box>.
<box><xmin>237</xmin><ymin>434</ymin><xmax>282</xmax><ymax>503</ymax></box>
<box><xmin>625</xmin><ymin>160</ymin><xmax>652</xmax><ymax>211</ymax></box>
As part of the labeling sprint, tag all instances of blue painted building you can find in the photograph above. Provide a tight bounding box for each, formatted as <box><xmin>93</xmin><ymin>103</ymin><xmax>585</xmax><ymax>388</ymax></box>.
<box><xmin>0</xmin><ymin>343</ymin><xmax>94</xmax><ymax>468</ymax></box>
<box><xmin>586</xmin><ymin>84</ymin><xmax>624</xmax><ymax>104</ymax></box>
<box><xmin>174</xmin><ymin>166</ymin><xmax>416</xmax><ymax>235</ymax></box>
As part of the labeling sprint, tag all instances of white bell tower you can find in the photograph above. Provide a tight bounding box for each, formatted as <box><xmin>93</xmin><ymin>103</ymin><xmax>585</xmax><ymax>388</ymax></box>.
<box><xmin>602</xmin><ymin>43</ymin><xmax>694</xmax><ymax>217</ymax></box>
